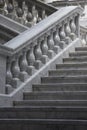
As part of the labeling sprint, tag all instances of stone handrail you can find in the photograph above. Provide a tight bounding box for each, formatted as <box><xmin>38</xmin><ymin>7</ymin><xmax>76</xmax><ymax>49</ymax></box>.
<box><xmin>0</xmin><ymin>6</ymin><xmax>83</xmax><ymax>94</ymax></box>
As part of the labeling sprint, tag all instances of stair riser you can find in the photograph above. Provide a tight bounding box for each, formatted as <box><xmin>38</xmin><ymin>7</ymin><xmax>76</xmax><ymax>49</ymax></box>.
<box><xmin>0</xmin><ymin>120</ymin><xmax>87</xmax><ymax>130</ymax></box>
<box><xmin>75</xmin><ymin>47</ymin><xmax>87</xmax><ymax>51</ymax></box>
<box><xmin>0</xmin><ymin>108</ymin><xmax>87</xmax><ymax>119</ymax></box>
<box><xmin>24</xmin><ymin>93</ymin><xmax>87</xmax><ymax>100</ymax></box>
<box><xmin>41</xmin><ymin>77</ymin><xmax>87</xmax><ymax>84</ymax></box>
<box><xmin>56</xmin><ymin>64</ymin><xmax>87</xmax><ymax>69</ymax></box>
<box><xmin>33</xmin><ymin>84</ymin><xmax>87</xmax><ymax>91</ymax></box>
<box><xmin>49</xmin><ymin>70</ymin><xmax>87</xmax><ymax>76</ymax></box>
<box><xmin>14</xmin><ymin>100</ymin><xmax>87</xmax><ymax>107</ymax></box>
<box><xmin>63</xmin><ymin>58</ymin><xmax>87</xmax><ymax>63</ymax></box>
<box><xmin>69</xmin><ymin>52</ymin><xmax>87</xmax><ymax>57</ymax></box>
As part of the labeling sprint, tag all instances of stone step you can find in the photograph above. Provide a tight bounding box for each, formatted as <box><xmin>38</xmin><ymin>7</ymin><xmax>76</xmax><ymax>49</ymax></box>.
<box><xmin>49</xmin><ymin>69</ymin><xmax>87</xmax><ymax>76</ymax></box>
<box><xmin>56</xmin><ymin>62</ymin><xmax>87</xmax><ymax>69</ymax></box>
<box><xmin>0</xmin><ymin>118</ymin><xmax>87</xmax><ymax>130</ymax></box>
<box><xmin>41</xmin><ymin>75</ymin><xmax>87</xmax><ymax>84</ymax></box>
<box><xmin>1</xmin><ymin>106</ymin><xmax>87</xmax><ymax>120</ymax></box>
<box><xmin>69</xmin><ymin>51</ymin><xmax>87</xmax><ymax>57</ymax></box>
<box><xmin>75</xmin><ymin>46</ymin><xmax>87</xmax><ymax>51</ymax></box>
<box><xmin>32</xmin><ymin>83</ymin><xmax>87</xmax><ymax>92</ymax></box>
<box><xmin>63</xmin><ymin>56</ymin><xmax>87</xmax><ymax>63</ymax></box>
<box><xmin>23</xmin><ymin>91</ymin><xmax>87</xmax><ymax>100</ymax></box>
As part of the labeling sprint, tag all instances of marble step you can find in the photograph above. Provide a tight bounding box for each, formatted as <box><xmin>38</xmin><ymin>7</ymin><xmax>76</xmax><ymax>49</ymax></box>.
<box><xmin>69</xmin><ymin>51</ymin><xmax>87</xmax><ymax>57</ymax></box>
<box><xmin>0</xmin><ymin>118</ymin><xmax>87</xmax><ymax>130</ymax></box>
<box><xmin>49</xmin><ymin>69</ymin><xmax>87</xmax><ymax>76</ymax></box>
<box><xmin>32</xmin><ymin>83</ymin><xmax>87</xmax><ymax>91</ymax></box>
<box><xmin>23</xmin><ymin>91</ymin><xmax>87</xmax><ymax>100</ymax></box>
<box><xmin>56</xmin><ymin>62</ymin><xmax>87</xmax><ymax>69</ymax></box>
<box><xmin>41</xmin><ymin>75</ymin><xmax>87</xmax><ymax>84</ymax></box>
<box><xmin>63</xmin><ymin>56</ymin><xmax>87</xmax><ymax>63</ymax></box>
<box><xmin>1</xmin><ymin>106</ymin><xmax>87</xmax><ymax>120</ymax></box>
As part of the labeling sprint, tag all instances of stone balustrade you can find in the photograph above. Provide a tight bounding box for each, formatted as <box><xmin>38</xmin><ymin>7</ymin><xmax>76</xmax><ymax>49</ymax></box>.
<box><xmin>0</xmin><ymin>0</ymin><xmax>56</xmax><ymax>27</ymax></box>
<box><xmin>0</xmin><ymin>6</ymin><xmax>83</xmax><ymax>94</ymax></box>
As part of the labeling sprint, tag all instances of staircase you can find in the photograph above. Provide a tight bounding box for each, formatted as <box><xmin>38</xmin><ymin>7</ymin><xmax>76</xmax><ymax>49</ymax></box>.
<box><xmin>0</xmin><ymin>3</ymin><xmax>85</xmax><ymax>129</ymax></box>
<box><xmin>0</xmin><ymin>45</ymin><xmax>87</xmax><ymax>129</ymax></box>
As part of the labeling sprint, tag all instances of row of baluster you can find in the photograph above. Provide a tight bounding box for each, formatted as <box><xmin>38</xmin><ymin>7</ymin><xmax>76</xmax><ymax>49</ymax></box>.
<box><xmin>0</xmin><ymin>0</ymin><xmax>48</xmax><ymax>27</ymax></box>
<box><xmin>5</xmin><ymin>17</ymin><xmax>77</xmax><ymax>93</ymax></box>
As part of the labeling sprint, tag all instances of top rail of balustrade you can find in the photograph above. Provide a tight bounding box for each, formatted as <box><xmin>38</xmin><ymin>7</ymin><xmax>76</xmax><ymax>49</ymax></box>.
<box><xmin>0</xmin><ymin>6</ymin><xmax>83</xmax><ymax>56</ymax></box>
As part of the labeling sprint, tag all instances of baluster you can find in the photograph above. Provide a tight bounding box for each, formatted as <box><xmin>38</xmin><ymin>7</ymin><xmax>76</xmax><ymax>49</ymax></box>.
<box><xmin>11</xmin><ymin>56</ymin><xmax>21</xmax><ymax>88</ymax></box>
<box><xmin>25</xmin><ymin>12</ymin><xmax>33</xmax><ymax>27</ymax></box>
<box><xmin>65</xmin><ymin>21</ymin><xmax>71</xmax><ymax>44</ymax></box>
<box><xmin>22</xmin><ymin>1</ymin><xmax>28</xmax><ymax>21</ymax></box>
<box><xmin>34</xmin><ymin>39</ymin><xmax>43</xmax><ymax>69</ymax></box>
<box><xmin>32</xmin><ymin>5</ymin><xmax>38</xmax><ymax>25</ymax></box>
<box><xmin>37</xmin><ymin>17</ymin><xmax>42</xmax><ymax>23</ymax></box>
<box><xmin>5</xmin><ymin>58</ymin><xmax>14</xmax><ymax>94</ymax></box>
<box><xmin>42</xmin><ymin>10</ymin><xmax>47</xmax><ymax>19</ymax></box>
<box><xmin>59</xmin><ymin>25</ymin><xmax>66</xmax><ymax>48</ymax></box>
<box><xmin>0</xmin><ymin>0</ymin><xmax>6</xmax><ymax>15</ymax></box>
<box><xmin>53</xmin><ymin>27</ymin><xmax>61</xmax><ymax>53</ymax></box>
<box><xmin>82</xmin><ymin>38</ymin><xmax>86</xmax><ymax>46</ymax></box>
<box><xmin>27</xmin><ymin>46</ymin><xmax>36</xmax><ymax>75</ymax></box>
<box><xmin>19</xmin><ymin>50</ymin><xmax>28</xmax><ymax>82</ymax></box>
<box><xmin>47</xmin><ymin>30</ymin><xmax>55</xmax><ymax>59</ymax></box>
<box><xmin>53</xmin><ymin>27</ymin><xmax>63</xmax><ymax>49</ymax></box>
<box><xmin>59</xmin><ymin>24</ymin><xmax>66</xmax><ymax>41</ymax></box>
<box><xmin>41</xmin><ymin>35</ymin><xmax>49</xmax><ymax>63</ymax></box>
<box><xmin>15</xmin><ymin>1</ymin><xmax>24</xmax><ymax>24</ymax></box>
<box><xmin>65</xmin><ymin>21</ymin><xmax>71</xmax><ymax>36</ymax></box>
<box><xmin>70</xmin><ymin>18</ymin><xmax>76</xmax><ymax>40</ymax></box>
<box><xmin>6</xmin><ymin>2</ymin><xmax>14</xmax><ymax>19</ymax></box>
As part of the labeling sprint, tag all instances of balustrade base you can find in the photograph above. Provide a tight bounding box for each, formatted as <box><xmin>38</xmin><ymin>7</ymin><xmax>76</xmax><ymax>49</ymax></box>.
<box><xmin>5</xmin><ymin>84</ymin><xmax>15</xmax><ymax>94</ymax></box>
<box><xmin>11</xmin><ymin>78</ymin><xmax>21</xmax><ymax>88</ymax></box>
<box><xmin>27</xmin><ymin>66</ymin><xmax>36</xmax><ymax>76</ymax></box>
<box><xmin>34</xmin><ymin>60</ymin><xmax>43</xmax><ymax>70</ymax></box>
<box><xmin>48</xmin><ymin>50</ymin><xmax>55</xmax><ymax>59</ymax></box>
<box><xmin>19</xmin><ymin>71</ymin><xmax>29</xmax><ymax>82</ymax></box>
<box><xmin>41</xmin><ymin>55</ymin><xmax>49</xmax><ymax>64</ymax></box>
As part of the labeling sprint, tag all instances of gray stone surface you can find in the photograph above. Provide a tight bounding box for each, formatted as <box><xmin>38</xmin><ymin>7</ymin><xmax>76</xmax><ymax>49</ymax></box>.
<box><xmin>0</xmin><ymin>55</ymin><xmax>6</xmax><ymax>94</ymax></box>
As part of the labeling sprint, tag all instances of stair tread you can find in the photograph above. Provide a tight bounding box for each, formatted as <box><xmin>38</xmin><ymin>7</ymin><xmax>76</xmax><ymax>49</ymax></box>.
<box><xmin>50</xmin><ymin>68</ymin><xmax>87</xmax><ymax>71</ymax></box>
<box><xmin>33</xmin><ymin>83</ymin><xmax>87</xmax><ymax>86</ymax></box>
<box><xmin>42</xmin><ymin>75</ymin><xmax>87</xmax><ymax>78</ymax></box>
<box><xmin>70</xmin><ymin>51</ymin><xmax>87</xmax><ymax>54</ymax></box>
<box><xmin>24</xmin><ymin>91</ymin><xmax>87</xmax><ymax>94</ymax></box>
<box><xmin>0</xmin><ymin>118</ymin><xmax>87</xmax><ymax>123</ymax></box>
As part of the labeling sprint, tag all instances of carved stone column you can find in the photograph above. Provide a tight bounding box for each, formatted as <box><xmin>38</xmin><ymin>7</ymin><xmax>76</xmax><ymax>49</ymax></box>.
<box><xmin>27</xmin><ymin>46</ymin><xmax>36</xmax><ymax>75</ymax></box>
<box><xmin>34</xmin><ymin>39</ymin><xmax>43</xmax><ymax>69</ymax></box>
